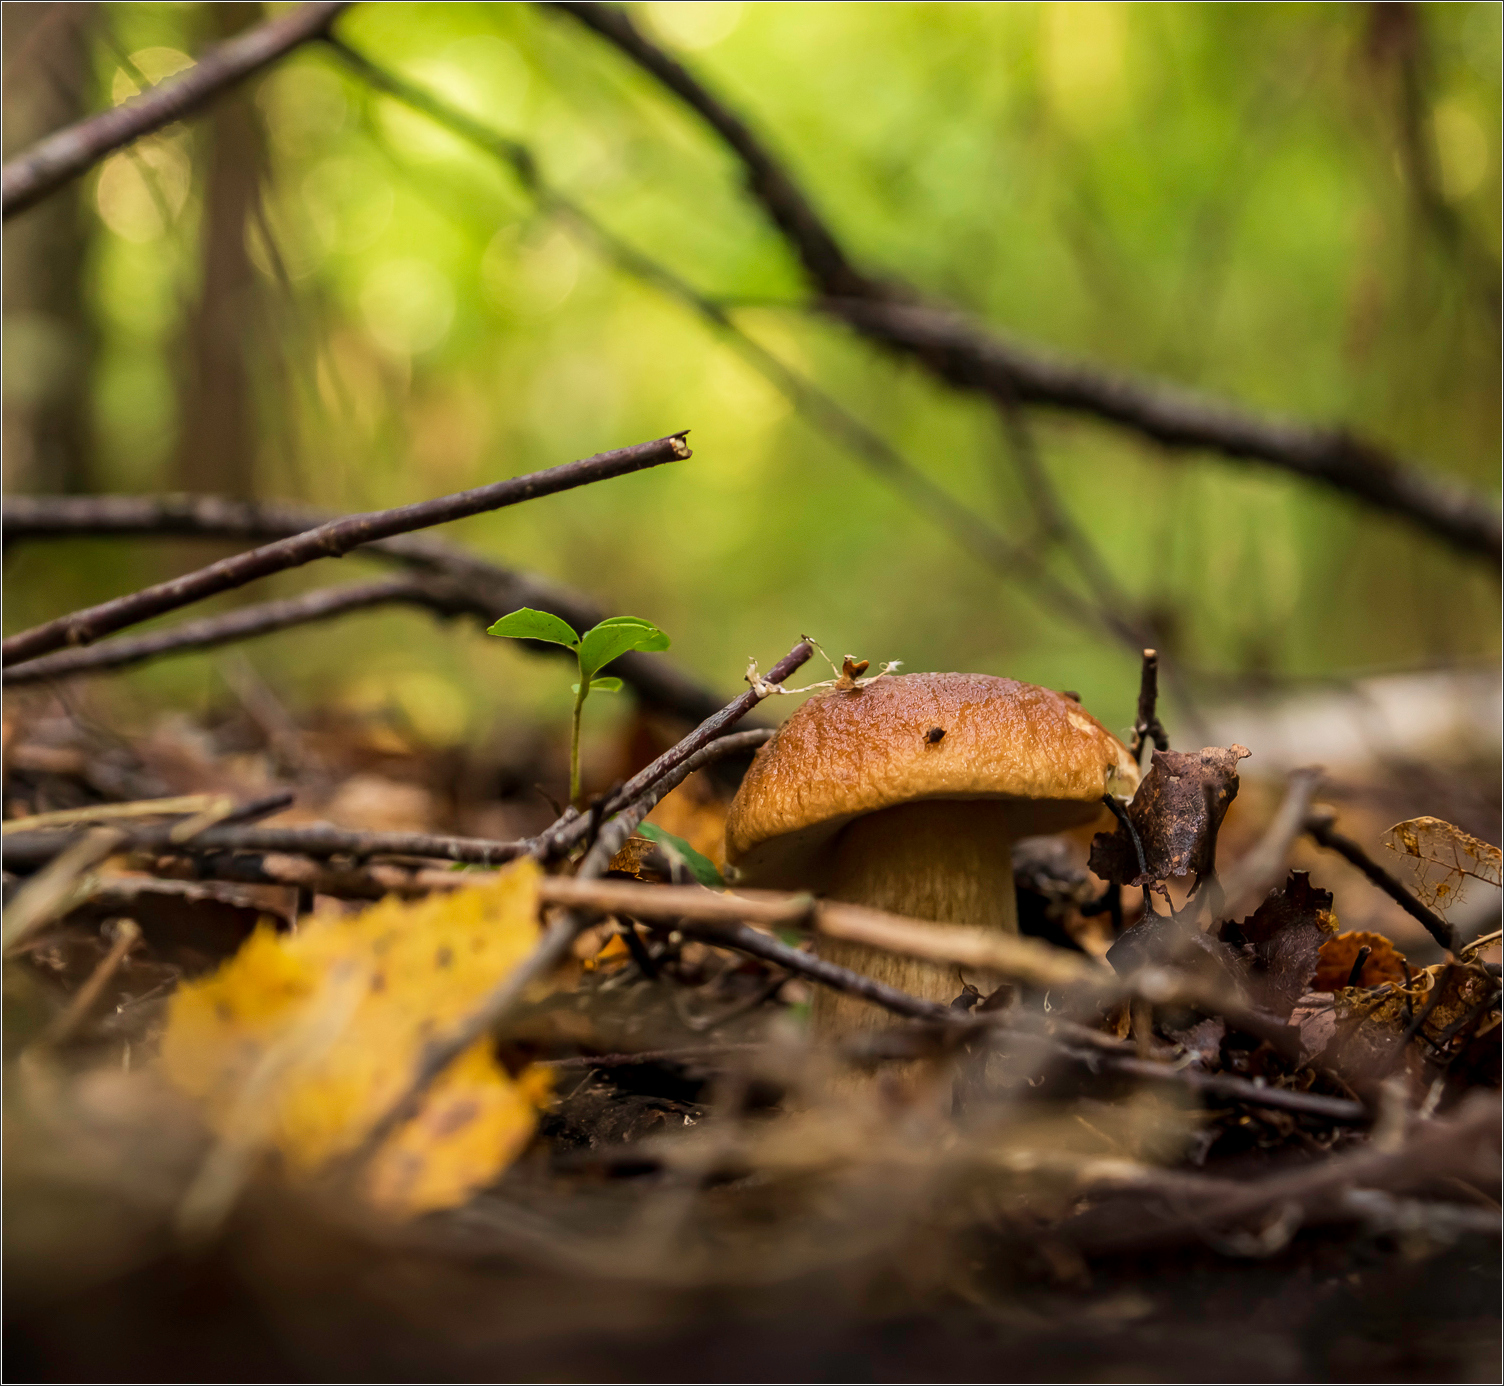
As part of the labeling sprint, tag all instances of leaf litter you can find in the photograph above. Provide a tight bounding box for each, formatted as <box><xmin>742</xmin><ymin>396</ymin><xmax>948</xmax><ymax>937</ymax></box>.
<box><xmin>4</xmin><ymin>686</ymin><xmax>1500</xmax><ymax>1380</ymax></box>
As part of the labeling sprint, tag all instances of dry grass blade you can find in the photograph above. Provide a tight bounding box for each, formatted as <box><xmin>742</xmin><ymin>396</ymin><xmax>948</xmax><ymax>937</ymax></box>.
<box><xmin>0</xmin><ymin>794</ymin><xmax>222</xmax><ymax>835</ymax></box>
<box><xmin>2</xmin><ymin>827</ymin><xmax>125</xmax><ymax>956</ymax></box>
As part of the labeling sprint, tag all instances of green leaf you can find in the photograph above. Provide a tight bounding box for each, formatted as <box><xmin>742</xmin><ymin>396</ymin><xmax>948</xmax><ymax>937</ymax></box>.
<box><xmin>577</xmin><ymin>617</ymin><xmax>670</xmax><ymax>679</ymax></box>
<box><xmin>570</xmin><ymin>677</ymin><xmax>623</xmax><ymax>694</ymax></box>
<box><xmin>486</xmin><ymin>608</ymin><xmax>579</xmax><ymax>648</ymax></box>
<box><xmin>637</xmin><ymin>821</ymin><xmax>723</xmax><ymax>888</ymax></box>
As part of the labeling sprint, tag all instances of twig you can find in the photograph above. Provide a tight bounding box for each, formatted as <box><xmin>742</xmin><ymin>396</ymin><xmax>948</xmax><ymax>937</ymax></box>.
<box><xmin>3</xmin><ymin>577</ymin><xmax>442</xmax><ymax>686</ymax></box>
<box><xmin>1070</xmin><ymin>1091</ymin><xmax>1500</xmax><ymax>1255</ymax></box>
<box><xmin>1056</xmin><ymin>1093</ymin><xmax>1499</xmax><ymax>1255</ymax></box>
<box><xmin>1389</xmin><ymin>964</ymin><xmax>1455</xmax><ymax>1071</ymax></box>
<box><xmin>997</xmin><ymin>403</ymin><xmax>1154</xmax><ymax>652</ymax></box>
<box><xmin>1</xmin><ymin>434</ymin><xmax>690</xmax><ymax>666</ymax></box>
<box><xmin>614</xmin><ymin>920</ymin><xmax>659</xmax><ymax>980</ymax></box>
<box><xmin>2</xmin><ymin>790</ymin><xmax>295</xmax><ymax>874</ymax></box>
<box><xmin>594</xmin><ymin>642</ymin><xmax>809</xmax><ymax>822</ymax></box>
<box><xmin>2</xmin><ymin>494</ymin><xmax>732</xmax><ymax>724</ymax></box>
<box><xmin>677</xmin><ymin>919</ymin><xmax>959</xmax><ymax>1024</ymax></box>
<box><xmin>536</xmin><ymin>877</ymin><xmax>1103</xmax><ymax>993</ymax></box>
<box><xmin>2</xmin><ymin>828</ymin><xmax>125</xmax><ymax>956</ymax></box>
<box><xmin>1101</xmin><ymin>793</ymin><xmax>1149</xmax><ymax>881</ymax></box>
<box><xmin>1040</xmin><ymin>1042</ymin><xmax>1366</xmax><ymax>1123</ymax></box>
<box><xmin>1434</xmin><ymin>987</ymin><xmax>1501</xmax><ymax>1061</ymax></box>
<box><xmin>552</xmin><ymin>4</ymin><xmax>1501</xmax><ymax>565</ymax></box>
<box><xmin>549</xmin><ymin>3</ymin><xmax>879</xmax><ymax>300</ymax></box>
<box><xmin>3</xmin><ymin>822</ymin><xmax>523</xmax><ymax>874</ymax></box>
<box><xmin>1130</xmin><ymin>648</ymin><xmax>1169</xmax><ymax>765</ymax></box>
<box><xmin>2</xmin><ymin>2</ymin><xmax>349</xmax><ymax>218</ymax></box>
<box><xmin>1345</xmin><ymin>945</ymin><xmax>1373</xmax><ymax>990</ymax></box>
<box><xmin>674</xmin><ymin>970</ymin><xmax>790</xmax><ymax>1033</ymax></box>
<box><xmin>822</xmin><ymin>299</ymin><xmax>1502</xmax><ymax>565</ymax></box>
<box><xmin>33</xmin><ymin>920</ymin><xmax>142</xmax><ymax>1048</ymax></box>
<box><xmin>1305</xmin><ymin>807</ymin><xmax>1459</xmax><ymax>952</ymax></box>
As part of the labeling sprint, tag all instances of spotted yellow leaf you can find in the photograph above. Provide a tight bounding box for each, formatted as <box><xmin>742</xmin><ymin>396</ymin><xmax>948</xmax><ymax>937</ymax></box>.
<box><xmin>160</xmin><ymin>859</ymin><xmax>551</xmax><ymax>1215</ymax></box>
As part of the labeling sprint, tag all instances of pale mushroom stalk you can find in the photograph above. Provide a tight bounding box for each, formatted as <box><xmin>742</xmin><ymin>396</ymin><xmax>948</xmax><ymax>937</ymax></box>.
<box><xmin>815</xmin><ymin>800</ymin><xmax>1020</xmax><ymax>1035</ymax></box>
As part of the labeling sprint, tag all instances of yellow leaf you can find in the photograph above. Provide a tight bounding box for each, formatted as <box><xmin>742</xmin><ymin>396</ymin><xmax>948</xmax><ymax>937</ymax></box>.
<box><xmin>160</xmin><ymin>859</ymin><xmax>552</xmax><ymax>1215</ymax></box>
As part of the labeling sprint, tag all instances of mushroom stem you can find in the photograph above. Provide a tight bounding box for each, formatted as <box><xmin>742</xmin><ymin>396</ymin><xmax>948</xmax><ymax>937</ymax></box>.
<box><xmin>811</xmin><ymin>800</ymin><xmax>1020</xmax><ymax>1040</ymax></box>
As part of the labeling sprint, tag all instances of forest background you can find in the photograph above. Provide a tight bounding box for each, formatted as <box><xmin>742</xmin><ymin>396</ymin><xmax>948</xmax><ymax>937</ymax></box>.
<box><xmin>3</xmin><ymin>0</ymin><xmax>1500</xmax><ymax>777</ymax></box>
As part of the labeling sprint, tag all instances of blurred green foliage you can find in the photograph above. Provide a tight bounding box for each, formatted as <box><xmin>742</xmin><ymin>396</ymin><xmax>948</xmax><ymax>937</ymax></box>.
<box><xmin>3</xmin><ymin>1</ymin><xmax>1500</xmax><ymax>754</ymax></box>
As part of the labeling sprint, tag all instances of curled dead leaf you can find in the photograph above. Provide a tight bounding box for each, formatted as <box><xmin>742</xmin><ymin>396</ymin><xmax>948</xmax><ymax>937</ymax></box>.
<box><xmin>1089</xmin><ymin>746</ymin><xmax>1250</xmax><ymax>887</ymax></box>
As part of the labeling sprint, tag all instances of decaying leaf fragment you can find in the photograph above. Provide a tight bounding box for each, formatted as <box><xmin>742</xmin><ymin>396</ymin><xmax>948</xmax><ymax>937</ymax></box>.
<box><xmin>1383</xmin><ymin>816</ymin><xmax>1502</xmax><ymax>918</ymax></box>
<box><xmin>1313</xmin><ymin>930</ymin><xmax>1409</xmax><ymax>992</ymax></box>
<box><xmin>1219</xmin><ymin>871</ymin><xmax>1338</xmax><ymax>1019</ymax></box>
<box><xmin>1301</xmin><ymin>962</ymin><xmax>1500</xmax><ymax>1081</ymax></box>
<box><xmin>160</xmin><ymin>860</ymin><xmax>552</xmax><ymax>1216</ymax></box>
<box><xmin>1089</xmin><ymin>745</ymin><xmax>1250</xmax><ymax>887</ymax></box>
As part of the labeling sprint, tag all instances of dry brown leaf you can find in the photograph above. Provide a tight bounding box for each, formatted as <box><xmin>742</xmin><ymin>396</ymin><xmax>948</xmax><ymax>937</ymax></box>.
<box><xmin>1218</xmin><ymin>871</ymin><xmax>1339</xmax><ymax>1019</ymax></box>
<box><xmin>1314</xmin><ymin>931</ymin><xmax>1409</xmax><ymax>992</ymax></box>
<box><xmin>1383</xmin><ymin>816</ymin><xmax>1502</xmax><ymax>919</ymax></box>
<box><xmin>1089</xmin><ymin>746</ymin><xmax>1250</xmax><ymax>887</ymax></box>
<box><xmin>606</xmin><ymin>836</ymin><xmax>660</xmax><ymax>880</ymax></box>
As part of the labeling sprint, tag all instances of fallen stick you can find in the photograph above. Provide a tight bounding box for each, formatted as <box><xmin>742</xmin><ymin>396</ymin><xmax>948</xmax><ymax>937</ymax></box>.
<box><xmin>1</xmin><ymin>728</ymin><xmax>774</xmax><ymax>876</ymax></box>
<box><xmin>2</xmin><ymin>434</ymin><xmax>689</xmax><ymax>666</ymax></box>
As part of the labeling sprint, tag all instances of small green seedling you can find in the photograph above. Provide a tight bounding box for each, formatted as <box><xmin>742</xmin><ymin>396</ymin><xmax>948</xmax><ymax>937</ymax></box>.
<box><xmin>486</xmin><ymin>608</ymin><xmax>669</xmax><ymax>808</ymax></box>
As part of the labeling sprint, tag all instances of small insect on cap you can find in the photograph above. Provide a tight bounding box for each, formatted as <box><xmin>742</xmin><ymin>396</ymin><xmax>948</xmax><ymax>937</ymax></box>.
<box><xmin>725</xmin><ymin>671</ymin><xmax>1139</xmax><ymax>888</ymax></box>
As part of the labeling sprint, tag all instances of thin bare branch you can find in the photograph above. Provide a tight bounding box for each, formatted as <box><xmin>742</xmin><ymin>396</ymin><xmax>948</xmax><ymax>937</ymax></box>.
<box><xmin>1130</xmin><ymin>647</ymin><xmax>1170</xmax><ymax>765</ymax></box>
<box><xmin>2</xmin><ymin>493</ymin><xmax>731</xmax><ymax>724</ymax></box>
<box><xmin>1306</xmin><ymin>806</ymin><xmax>1459</xmax><ymax>952</ymax></box>
<box><xmin>554</xmin><ymin>3</ymin><xmax>1500</xmax><ymax>565</ymax></box>
<box><xmin>826</xmin><ymin>297</ymin><xmax>1502</xmax><ymax>564</ymax></box>
<box><xmin>2</xmin><ymin>2</ymin><xmax>348</xmax><ymax>219</ymax></box>
<box><xmin>3</xmin><ymin>577</ymin><xmax>440</xmax><ymax>686</ymax></box>
<box><xmin>1</xmin><ymin>433</ymin><xmax>689</xmax><ymax>667</ymax></box>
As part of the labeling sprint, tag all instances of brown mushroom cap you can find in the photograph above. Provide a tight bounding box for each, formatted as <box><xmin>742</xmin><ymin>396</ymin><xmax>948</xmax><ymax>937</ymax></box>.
<box><xmin>725</xmin><ymin>672</ymin><xmax>1139</xmax><ymax>887</ymax></box>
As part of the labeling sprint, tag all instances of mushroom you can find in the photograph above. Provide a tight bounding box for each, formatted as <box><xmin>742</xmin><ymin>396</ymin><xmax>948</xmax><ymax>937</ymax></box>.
<box><xmin>724</xmin><ymin>672</ymin><xmax>1139</xmax><ymax>1038</ymax></box>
